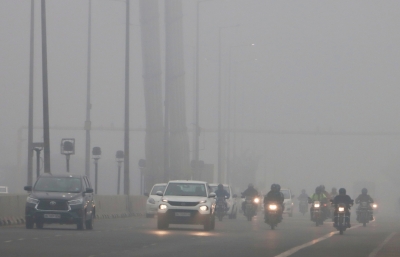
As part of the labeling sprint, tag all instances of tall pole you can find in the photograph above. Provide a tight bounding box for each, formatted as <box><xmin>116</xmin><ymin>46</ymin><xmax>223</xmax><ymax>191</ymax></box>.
<box><xmin>194</xmin><ymin>1</ymin><xmax>201</xmax><ymax>178</ymax></box>
<box><xmin>217</xmin><ymin>27</ymin><xmax>222</xmax><ymax>183</ymax></box>
<box><xmin>94</xmin><ymin>159</ymin><xmax>98</xmax><ymax>194</ymax></box>
<box><xmin>117</xmin><ymin>162</ymin><xmax>121</xmax><ymax>195</ymax></box>
<box><xmin>41</xmin><ymin>0</ymin><xmax>51</xmax><ymax>174</ymax></box>
<box><xmin>123</xmin><ymin>0</ymin><xmax>130</xmax><ymax>195</ymax></box>
<box><xmin>27</xmin><ymin>0</ymin><xmax>35</xmax><ymax>186</ymax></box>
<box><xmin>85</xmin><ymin>0</ymin><xmax>92</xmax><ymax>178</ymax></box>
<box><xmin>163</xmin><ymin>64</ymin><xmax>169</xmax><ymax>182</ymax></box>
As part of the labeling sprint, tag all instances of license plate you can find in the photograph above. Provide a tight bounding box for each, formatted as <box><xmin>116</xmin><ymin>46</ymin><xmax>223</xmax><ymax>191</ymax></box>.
<box><xmin>44</xmin><ymin>214</ymin><xmax>61</xmax><ymax>219</ymax></box>
<box><xmin>175</xmin><ymin>212</ymin><xmax>190</xmax><ymax>217</ymax></box>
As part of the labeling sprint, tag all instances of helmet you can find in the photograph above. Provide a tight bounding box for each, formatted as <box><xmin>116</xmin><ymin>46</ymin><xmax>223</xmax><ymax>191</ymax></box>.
<box><xmin>301</xmin><ymin>189</ymin><xmax>306</xmax><ymax>194</ymax></box>
<box><xmin>248</xmin><ymin>183</ymin><xmax>254</xmax><ymax>189</ymax></box>
<box><xmin>276</xmin><ymin>184</ymin><xmax>281</xmax><ymax>191</ymax></box>
<box><xmin>339</xmin><ymin>188</ymin><xmax>346</xmax><ymax>195</ymax></box>
<box><xmin>271</xmin><ymin>184</ymin><xmax>278</xmax><ymax>191</ymax></box>
<box><xmin>361</xmin><ymin>188</ymin><xmax>368</xmax><ymax>194</ymax></box>
<box><xmin>315</xmin><ymin>187</ymin><xmax>321</xmax><ymax>194</ymax></box>
<box><xmin>218</xmin><ymin>184</ymin><xmax>223</xmax><ymax>190</ymax></box>
<box><xmin>320</xmin><ymin>185</ymin><xmax>325</xmax><ymax>191</ymax></box>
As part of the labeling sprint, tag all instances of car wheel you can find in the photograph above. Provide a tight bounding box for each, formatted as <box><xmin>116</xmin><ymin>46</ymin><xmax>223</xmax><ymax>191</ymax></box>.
<box><xmin>146</xmin><ymin>214</ymin><xmax>155</xmax><ymax>218</ymax></box>
<box><xmin>85</xmin><ymin>212</ymin><xmax>94</xmax><ymax>230</ymax></box>
<box><xmin>36</xmin><ymin>221</ymin><xmax>43</xmax><ymax>229</ymax></box>
<box><xmin>77</xmin><ymin>214</ymin><xmax>85</xmax><ymax>230</ymax></box>
<box><xmin>26</xmin><ymin>219</ymin><xmax>34</xmax><ymax>229</ymax></box>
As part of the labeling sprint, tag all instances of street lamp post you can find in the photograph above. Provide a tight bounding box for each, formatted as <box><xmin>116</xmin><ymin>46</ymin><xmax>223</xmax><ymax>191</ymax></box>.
<box><xmin>116</xmin><ymin>150</ymin><xmax>124</xmax><ymax>195</ymax></box>
<box><xmin>138</xmin><ymin>159</ymin><xmax>146</xmax><ymax>195</ymax></box>
<box><xmin>92</xmin><ymin>147</ymin><xmax>101</xmax><ymax>194</ymax></box>
<box><xmin>32</xmin><ymin>142</ymin><xmax>43</xmax><ymax>179</ymax></box>
<box><xmin>61</xmin><ymin>138</ymin><xmax>75</xmax><ymax>172</ymax></box>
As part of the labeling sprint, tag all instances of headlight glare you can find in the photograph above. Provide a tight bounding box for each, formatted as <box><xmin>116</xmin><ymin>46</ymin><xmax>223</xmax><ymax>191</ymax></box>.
<box><xmin>199</xmin><ymin>205</ymin><xmax>208</xmax><ymax>211</ymax></box>
<box><xmin>268</xmin><ymin>204</ymin><xmax>277</xmax><ymax>210</ymax></box>
<box><xmin>338</xmin><ymin>207</ymin><xmax>345</xmax><ymax>212</ymax></box>
<box><xmin>372</xmin><ymin>204</ymin><xmax>377</xmax><ymax>208</ymax></box>
<box><xmin>159</xmin><ymin>204</ymin><xmax>167</xmax><ymax>210</ymax></box>
<box><xmin>314</xmin><ymin>203</ymin><xmax>320</xmax><ymax>208</ymax></box>
<box><xmin>254</xmin><ymin>198</ymin><xmax>260</xmax><ymax>204</ymax></box>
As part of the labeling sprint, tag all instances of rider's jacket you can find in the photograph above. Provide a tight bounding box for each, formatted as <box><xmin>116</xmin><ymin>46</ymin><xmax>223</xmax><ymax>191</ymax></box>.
<box><xmin>215</xmin><ymin>189</ymin><xmax>230</xmax><ymax>199</ymax></box>
<box><xmin>332</xmin><ymin>195</ymin><xmax>353</xmax><ymax>209</ymax></box>
<box><xmin>355</xmin><ymin>194</ymin><xmax>373</xmax><ymax>204</ymax></box>
<box><xmin>297</xmin><ymin>193</ymin><xmax>309</xmax><ymax>202</ymax></box>
<box><xmin>242</xmin><ymin>188</ymin><xmax>259</xmax><ymax>198</ymax></box>
<box><xmin>310</xmin><ymin>193</ymin><xmax>327</xmax><ymax>203</ymax></box>
<box><xmin>264</xmin><ymin>191</ymin><xmax>284</xmax><ymax>204</ymax></box>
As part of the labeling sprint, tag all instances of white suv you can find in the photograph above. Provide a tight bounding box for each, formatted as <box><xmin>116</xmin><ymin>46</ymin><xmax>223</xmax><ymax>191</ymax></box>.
<box><xmin>145</xmin><ymin>183</ymin><xmax>166</xmax><ymax>218</ymax></box>
<box><xmin>157</xmin><ymin>180</ymin><xmax>216</xmax><ymax>231</ymax></box>
<box><xmin>280</xmin><ymin>188</ymin><xmax>294</xmax><ymax>217</ymax></box>
<box><xmin>209</xmin><ymin>183</ymin><xmax>238</xmax><ymax>219</ymax></box>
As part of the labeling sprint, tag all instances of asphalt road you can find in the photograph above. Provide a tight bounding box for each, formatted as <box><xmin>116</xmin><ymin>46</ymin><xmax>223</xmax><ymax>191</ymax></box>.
<box><xmin>1</xmin><ymin>211</ymin><xmax>399</xmax><ymax>257</ymax></box>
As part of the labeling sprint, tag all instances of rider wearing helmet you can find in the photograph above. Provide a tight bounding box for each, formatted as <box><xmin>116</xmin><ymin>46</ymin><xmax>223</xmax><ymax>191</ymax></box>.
<box><xmin>298</xmin><ymin>189</ymin><xmax>309</xmax><ymax>201</ymax></box>
<box><xmin>330</xmin><ymin>187</ymin><xmax>338</xmax><ymax>198</ymax></box>
<box><xmin>241</xmin><ymin>183</ymin><xmax>259</xmax><ymax>211</ymax></box>
<box><xmin>309</xmin><ymin>186</ymin><xmax>328</xmax><ymax>221</ymax></box>
<box><xmin>355</xmin><ymin>188</ymin><xmax>374</xmax><ymax>221</ymax></box>
<box><xmin>332</xmin><ymin>188</ymin><xmax>353</xmax><ymax>228</ymax></box>
<box><xmin>264</xmin><ymin>184</ymin><xmax>285</xmax><ymax>222</ymax></box>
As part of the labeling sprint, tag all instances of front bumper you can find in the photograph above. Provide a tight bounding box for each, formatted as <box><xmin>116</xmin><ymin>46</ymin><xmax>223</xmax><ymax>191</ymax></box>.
<box><xmin>25</xmin><ymin>204</ymin><xmax>85</xmax><ymax>224</ymax></box>
<box><xmin>158</xmin><ymin>210</ymin><xmax>211</xmax><ymax>225</ymax></box>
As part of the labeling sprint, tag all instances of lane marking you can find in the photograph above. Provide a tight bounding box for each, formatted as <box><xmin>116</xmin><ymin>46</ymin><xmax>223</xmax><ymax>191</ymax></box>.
<box><xmin>368</xmin><ymin>232</ymin><xmax>396</xmax><ymax>257</ymax></box>
<box><xmin>274</xmin><ymin>224</ymin><xmax>362</xmax><ymax>257</ymax></box>
<box><xmin>17</xmin><ymin>238</ymin><xmax>24</xmax><ymax>241</ymax></box>
<box><xmin>4</xmin><ymin>240</ymin><xmax>12</xmax><ymax>243</ymax></box>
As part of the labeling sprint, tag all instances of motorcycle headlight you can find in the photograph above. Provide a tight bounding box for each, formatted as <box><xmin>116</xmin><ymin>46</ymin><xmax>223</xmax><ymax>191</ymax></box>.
<box><xmin>268</xmin><ymin>204</ymin><xmax>277</xmax><ymax>210</ymax></box>
<box><xmin>372</xmin><ymin>204</ymin><xmax>377</xmax><ymax>209</ymax></box>
<box><xmin>314</xmin><ymin>203</ymin><xmax>320</xmax><ymax>208</ymax></box>
<box><xmin>148</xmin><ymin>198</ymin><xmax>156</xmax><ymax>204</ymax></box>
<box><xmin>254</xmin><ymin>198</ymin><xmax>260</xmax><ymax>204</ymax></box>
<box><xmin>27</xmin><ymin>196</ymin><xmax>39</xmax><ymax>205</ymax></box>
<box><xmin>338</xmin><ymin>207</ymin><xmax>345</xmax><ymax>212</ymax></box>
<box><xmin>199</xmin><ymin>205</ymin><xmax>208</xmax><ymax>211</ymax></box>
<box><xmin>68</xmin><ymin>197</ymin><xmax>83</xmax><ymax>205</ymax></box>
<box><xmin>159</xmin><ymin>204</ymin><xmax>167</xmax><ymax>210</ymax></box>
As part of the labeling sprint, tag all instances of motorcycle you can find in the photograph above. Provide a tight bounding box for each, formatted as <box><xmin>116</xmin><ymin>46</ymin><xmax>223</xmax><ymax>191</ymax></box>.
<box><xmin>299</xmin><ymin>200</ymin><xmax>308</xmax><ymax>215</ymax></box>
<box><xmin>357</xmin><ymin>201</ymin><xmax>372</xmax><ymax>227</ymax></box>
<box><xmin>215</xmin><ymin>196</ymin><xmax>227</xmax><ymax>221</ymax></box>
<box><xmin>311</xmin><ymin>201</ymin><xmax>325</xmax><ymax>226</ymax></box>
<box><xmin>264</xmin><ymin>202</ymin><xmax>282</xmax><ymax>230</ymax></box>
<box><xmin>244</xmin><ymin>196</ymin><xmax>259</xmax><ymax>221</ymax></box>
<box><xmin>333</xmin><ymin>201</ymin><xmax>352</xmax><ymax>235</ymax></box>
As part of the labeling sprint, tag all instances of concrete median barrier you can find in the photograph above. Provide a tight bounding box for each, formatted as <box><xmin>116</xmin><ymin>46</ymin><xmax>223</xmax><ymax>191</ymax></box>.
<box><xmin>0</xmin><ymin>194</ymin><xmax>147</xmax><ymax>226</ymax></box>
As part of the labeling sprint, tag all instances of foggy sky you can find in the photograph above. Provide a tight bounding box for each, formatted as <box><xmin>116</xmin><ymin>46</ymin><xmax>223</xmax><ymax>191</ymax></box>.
<box><xmin>1</xmin><ymin>1</ymin><xmax>400</xmax><ymax>208</ymax></box>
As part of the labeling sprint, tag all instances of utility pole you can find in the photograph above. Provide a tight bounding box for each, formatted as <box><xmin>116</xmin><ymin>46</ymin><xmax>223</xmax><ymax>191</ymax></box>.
<box><xmin>85</xmin><ymin>0</ymin><xmax>92</xmax><ymax>178</ymax></box>
<box><xmin>41</xmin><ymin>0</ymin><xmax>51</xmax><ymax>173</ymax></box>
<box><xmin>27</xmin><ymin>0</ymin><xmax>35</xmax><ymax>186</ymax></box>
<box><xmin>124</xmin><ymin>0</ymin><xmax>130</xmax><ymax>195</ymax></box>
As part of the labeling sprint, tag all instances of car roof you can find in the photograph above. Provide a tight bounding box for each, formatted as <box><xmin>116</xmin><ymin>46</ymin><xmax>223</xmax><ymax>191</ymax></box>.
<box><xmin>38</xmin><ymin>173</ymin><xmax>84</xmax><ymax>178</ymax></box>
<box><xmin>168</xmin><ymin>180</ymin><xmax>207</xmax><ymax>184</ymax></box>
<box><xmin>152</xmin><ymin>183</ymin><xmax>166</xmax><ymax>187</ymax></box>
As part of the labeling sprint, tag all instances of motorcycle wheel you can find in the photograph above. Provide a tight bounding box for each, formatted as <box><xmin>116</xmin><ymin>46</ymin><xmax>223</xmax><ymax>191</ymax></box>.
<box><xmin>271</xmin><ymin>224</ymin><xmax>275</xmax><ymax>230</ymax></box>
<box><xmin>218</xmin><ymin>215</ymin><xmax>223</xmax><ymax>222</ymax></box>
<box><xmin>339</xmin><ymin>228</ymin><xmax>343</xmax><ymax>235</ymax></box>
<box><xmin>315</xmin><ymin>221</ymin><xmax>319</xmax><ymax>227</ymax></box>
<box><xmin>363</xmin><ymin>222</ymin><xmax>366</xmax><ymax>227</ymax></box>
<box><xmin>247</xmin><ymin>215</ymin><xmax>252</xmax><ymax>221</ymax></box>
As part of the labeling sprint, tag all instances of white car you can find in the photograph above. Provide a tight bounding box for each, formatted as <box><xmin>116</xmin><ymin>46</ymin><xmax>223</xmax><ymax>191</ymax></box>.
<box><xmin>209</xmin><ymin>183</ymin><xmax>238</xmax><ymax>219</ymax></box>
<box><xmin>145</xmin><ymin>183</ymin><xmax>166</xmax><ymax>218</ymax></box>
<box><xmin>280</xmin><ymin>188</ymin><xmax>294</xmax><ymax>217</ymax></box>
<box><xmin>157</xmin><ymin>180</ymin><xmax>216</xmax><ymax>231</ymax></box>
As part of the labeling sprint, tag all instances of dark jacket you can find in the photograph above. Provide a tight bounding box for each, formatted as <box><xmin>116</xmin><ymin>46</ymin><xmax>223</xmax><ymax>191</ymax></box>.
<box><xmin>242</xmin><ymin>187</ymin><xmax>259</xmax><ymax>198</ymax></box>
<box><xmin>215</xmin><ymin>188</ymin><xmax>230</xmax><ymax>199</ymax></box>
<box><xmin>332</xmin><ymin>195</ymin><xmax>353</xmax><ymax>208</ymax></box>
<box><xmin>355</xmin><ymin>194</ymin><xmax>373</xmax><ymax>204</ymax></box>
<box><xmin>264</xmin><ymin>191</ymin><xmax>284</xmax><ymax>204</ymax></box>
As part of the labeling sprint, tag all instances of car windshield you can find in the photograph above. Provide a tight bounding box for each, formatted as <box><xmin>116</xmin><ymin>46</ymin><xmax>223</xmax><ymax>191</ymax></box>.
<box><xmin>34</xmin><ymin>177</ymin><xmax>82</xmax><ymax>193</ymax></box>
<box><xmin>150</xmin><ymin>185</ymin><xmax>166</xmax><ymax>195</ymax></box>
<box><xmin>164</xmin><ymin>183</ymin><xmax>207</xmax><ymax>197</ymax></box>
<box><xmin>281</xmin><ymin>190</ymin><xmax>291</xmax><ymax>199</ymax></box>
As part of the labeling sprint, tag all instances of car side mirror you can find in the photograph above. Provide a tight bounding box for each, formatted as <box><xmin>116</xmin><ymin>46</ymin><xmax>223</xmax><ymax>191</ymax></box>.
<box><xmin>144</xmin><ymin>192</ymin><xmax>149</xmax><ymax>197</ymax></box>
<box><xmin>86</xmin><ymin>188</ymin><xmax>94</xmax><ymax>193</ymax></box>
<box><xmin>208</xmin><ymin>192</ymin><xmax>216</xmax><ymax>198</ymax></box>
<box><xmin>24</xmin><ymin>186</ymin><xmax>32</xmax><ymax>191</ymax></box>
<box><xmin>156</xmin><ymin>191</ymin><xmax>163</xmax><ymax>196</ymax></box>
<box><xmin>233</xmin><ymin>194</ymin><xmax>237</xmax><ymax>198</ymax></box>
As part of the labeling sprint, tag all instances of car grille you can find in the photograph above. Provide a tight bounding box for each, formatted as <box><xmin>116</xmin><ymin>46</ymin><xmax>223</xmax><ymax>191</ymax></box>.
<box><xmin>168</xmin><ymin>201</ymin><xmax>199</xmax><ymax>207</ymax></box>
<box><xmin>37</xmin><ymin>200</ymin><xmax>69</xmax><ymax>211</ymax></box>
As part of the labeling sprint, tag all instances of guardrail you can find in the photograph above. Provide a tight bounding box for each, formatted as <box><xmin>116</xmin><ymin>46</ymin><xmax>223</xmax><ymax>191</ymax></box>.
<box><xmin>0</xmin><ymin>194</ymin><xmax>147</xmax><ymax>226</ymax></box>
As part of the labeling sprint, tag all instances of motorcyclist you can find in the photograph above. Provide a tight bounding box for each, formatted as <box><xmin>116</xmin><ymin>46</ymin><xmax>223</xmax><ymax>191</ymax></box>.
<box><xmin>215</xmin><ymin>183</ymin><xmax>230</xmax><ymax>211</ymax></box>
<box><xmin>332</xmin><ymin>188</ymin><xmax>353</xmax><ymax>228</ymax></box>
<box><xmin>264</xmin><ymin>184</ymin><xmax>284</xmax><ymax>221</ymax></box>
<box><xmin>320</xmin><ymin>185</ymin><xmax>331</xmax><ymax>218</ymax></box>
<box><xmin>241</xmin><ymin>183</ymin><xmax>259</xmax><ymax>212</ymax></box>
<box><xmin>355</xmin><ymin>188</ymin><xmax>374</xmax><ymax>221</ymax></box>
<box><xmin>298</xmin><ymin>189</ymin><xmax>309</xmax><ymax>213</ymax></box>
<box><xmin>309</xmin><ymin>186</ymin><xmax>328</xmax><ymax>221</ymax></box>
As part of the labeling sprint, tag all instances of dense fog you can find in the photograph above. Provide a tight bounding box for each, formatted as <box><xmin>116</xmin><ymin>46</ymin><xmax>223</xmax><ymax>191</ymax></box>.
<box><xmin>1</xmin><ymin>0</ymin><xmax>400</xmax><ymax>212</ymax></box>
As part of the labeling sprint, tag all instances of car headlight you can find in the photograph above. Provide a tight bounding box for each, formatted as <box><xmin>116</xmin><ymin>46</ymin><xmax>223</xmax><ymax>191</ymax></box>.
<box><xmin>68</xmin><ymin>197</ymin><xmax>83</xmax><ymax>205</ymax></box>
<box><xmin>27</xmin><ymin>196</ymin><xmax>39</xmax><ymax>204</ymax></box>
<box><xmin>268</xmin><ymin>204</ymin><xmax>277</xmax><ymax>210</ymax></box>
<box><xmin>159</xmin><ymin>204</ymin><xmax>168</xmax><ymax>210</ymax></box>
<box><xmin>372</xmin><ymin>204</ymin><xmax>377</xmax><ymax>209</ymax></box>
<box><xmin>199</xmin><ymin>205</ymin><xmax>208</xmax><ymax>211</ymax></box>
<box><xmin>338</xmin><ymin>207</ymin><xmax>345</xmax><ymax>212</ymax></box>
<box><xmin>199</xmin><ymin>200</ymin><xmax>207</xmax><ymax>204</ymax></box>
<box><xmin>254</xmin><ymin>198</ymin><xmax>260</xmax><ymax>204</ymax></box>
<box><xmin>314</xmin><ymin>203</ymin><xmax>320</xmax><ymax>208</ymax></box>
<box><xmin>148</xmin><ymin>198</ymin><xmax>156</xmax><ymax>204</ymax></box>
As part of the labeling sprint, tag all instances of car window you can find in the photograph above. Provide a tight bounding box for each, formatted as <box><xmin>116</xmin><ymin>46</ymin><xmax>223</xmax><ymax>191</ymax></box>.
<box><xmin>151</xmin><ymin>185</ymin><xmax>166</xmax><ymax>195</ymax></box>
<box><xmin>34</xmin><ymin>177</ymin><xmax>82</xmax><ymax>193</ymax></box>
<box><xmin>209</xmin><ymin>185</ymin><xmax>229</xmax><ymax>193</ymax></box>
<box><xmin>164</xmin><ymin>183</ymin><xmax>207</xmax><ymax>197</ymax></box>
<box><xmin>281</xmin><ymin>190</ymin><xmax>291</xmax><ymax>199</ymax></box>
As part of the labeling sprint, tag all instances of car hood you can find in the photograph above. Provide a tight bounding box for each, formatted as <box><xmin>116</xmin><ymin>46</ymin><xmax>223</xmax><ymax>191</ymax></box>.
<box><xmin>30</xmin><ymin>191</ymin><xmax>82</xmax><ymax>200</ymax></box>
<box><xmin>162</xmin><ymin>195</ymin><xmax>208</xmax><ymax>203</ymax></box>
